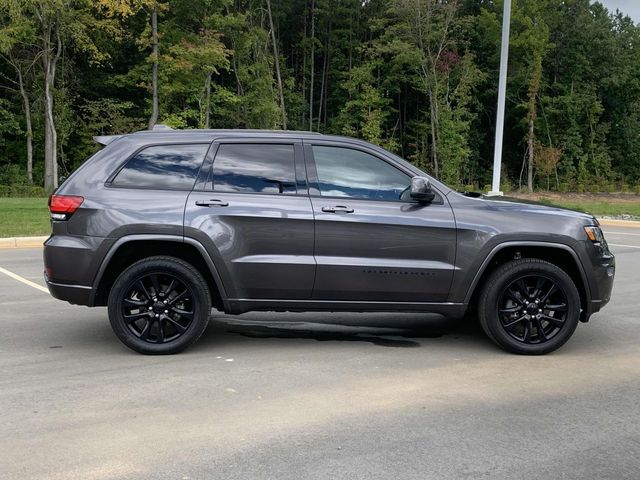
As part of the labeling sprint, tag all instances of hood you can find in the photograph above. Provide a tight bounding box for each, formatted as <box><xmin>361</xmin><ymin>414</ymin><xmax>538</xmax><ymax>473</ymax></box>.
<box><xmin>459</xmin><ymin>193</ymin><xmax>598</xmax><ymax>224</ymax></box>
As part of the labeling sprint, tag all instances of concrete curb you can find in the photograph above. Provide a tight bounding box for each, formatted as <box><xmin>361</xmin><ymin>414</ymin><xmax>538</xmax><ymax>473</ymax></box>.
<box><xmin>1</xmin><ymin>217</ymin><xmax>638</xmax><ymax>249</ymax></box>
<box><xmin>597</xmin><ymin>219</ymin><xmax>640</xmax><ymax>227</ymax></box>
<box><xmin>0</xmin><ymin>236</ymin><xmax>48</xmax><ymax>249</ymax></box>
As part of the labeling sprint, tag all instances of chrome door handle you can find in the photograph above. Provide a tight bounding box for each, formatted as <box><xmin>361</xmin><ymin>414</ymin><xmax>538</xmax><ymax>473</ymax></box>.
<box><xmin>321</xmin><ymin>205</ymin><xmax>354</xmax><ymax>213</ymax></box>
<box><xmin>195</xmin><ymin>199</ymin><xmax>229</xmax><ymax>207</ymax></box>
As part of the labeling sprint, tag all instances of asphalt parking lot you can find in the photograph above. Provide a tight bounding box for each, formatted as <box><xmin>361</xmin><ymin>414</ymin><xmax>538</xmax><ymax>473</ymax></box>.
<box><xmin>1</xmin><ymin>225</ymin><xmax>639</xmax><ymax>480</ymax></box>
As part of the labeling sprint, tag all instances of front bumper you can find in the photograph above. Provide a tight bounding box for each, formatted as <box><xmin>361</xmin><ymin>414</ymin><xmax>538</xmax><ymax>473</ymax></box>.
<box><xmin>581</xmin><ymin>242</ymin><xmax>615</xmax><ymax>321</ymax></box>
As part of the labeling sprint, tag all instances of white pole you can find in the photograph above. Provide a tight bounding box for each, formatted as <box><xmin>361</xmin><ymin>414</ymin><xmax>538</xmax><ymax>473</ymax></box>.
<box><xmin>488</xmin><ymin>0</ymin><xmax>511</xmax><ymax>196</ymax></box>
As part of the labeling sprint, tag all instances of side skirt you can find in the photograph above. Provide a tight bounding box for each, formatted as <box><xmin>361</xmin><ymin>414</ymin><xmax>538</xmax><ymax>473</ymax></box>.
<box><xmin>226</xmin><ymin>298</ymin><xmax>467</xmax><ymax>318</ymax></box>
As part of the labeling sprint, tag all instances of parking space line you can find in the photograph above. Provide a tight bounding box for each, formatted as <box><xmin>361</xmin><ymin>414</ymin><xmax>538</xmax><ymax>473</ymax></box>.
<box><xmin>606</xmin><ymin>231</ymin><xmax>640</xmax><ymax>236</ymax></box>
<box><xmin>609</xmin><ymin>243</ymin><xmax>640</xmax><ymax>249</ymax></box>
<box><xmin>0</xmin><ymin>266</ymin><xmax>49</xmax><ymax>294</ymax></box>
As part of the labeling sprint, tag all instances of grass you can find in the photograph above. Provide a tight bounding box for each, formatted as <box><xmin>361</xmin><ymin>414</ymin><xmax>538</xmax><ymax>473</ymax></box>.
<box><xmin>508</xmin><ymin>192</ymin><xmax>640</xmax><ymax>218</ymax></box>
<box><xmin>0</xmin><ymin>197</ymin><xmax>50</xmax><ymax>238</ymax></box>
<box><xmin>540</xmin><ymin>200</ymin><xmax>640</xmax><ymax>217</ymax></box>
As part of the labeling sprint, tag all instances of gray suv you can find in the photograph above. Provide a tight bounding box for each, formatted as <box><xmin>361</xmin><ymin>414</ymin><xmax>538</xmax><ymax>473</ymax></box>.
<box><xmin>44</xmin><ymin>126</ymin><xmax>615</xmax><ymax>355</ymax></box>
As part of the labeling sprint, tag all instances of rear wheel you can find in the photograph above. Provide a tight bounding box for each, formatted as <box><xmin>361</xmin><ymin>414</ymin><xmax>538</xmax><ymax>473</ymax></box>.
<box><xmin>108</xmin><ymin>256</ymin><xmax>211</xmax><ymax>354</ymax></box>
<box><xmin>478</xmin><ymin>258</ymin><xmax>580</xmax><ymax>355</ymax></box>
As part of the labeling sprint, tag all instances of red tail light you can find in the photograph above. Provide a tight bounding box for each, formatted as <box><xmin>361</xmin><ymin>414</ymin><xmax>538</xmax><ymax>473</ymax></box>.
<box><xmin>48</xmin><ymin>194</ymin><xmax>84</xmax><ymax>219</ymax></box>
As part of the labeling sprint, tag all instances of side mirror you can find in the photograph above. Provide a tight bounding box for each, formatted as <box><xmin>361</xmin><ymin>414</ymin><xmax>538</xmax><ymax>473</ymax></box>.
<box><xmin>410</xmin><ymin>176</ymin><xmax>436</xmax><ymax>203</ymax></box>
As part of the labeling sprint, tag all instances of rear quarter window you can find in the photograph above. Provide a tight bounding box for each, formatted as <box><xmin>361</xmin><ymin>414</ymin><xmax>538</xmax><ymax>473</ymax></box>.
<box><xmin>112</xmin><ymin>144</ymin><xmax>209</xmax><ymax>190</ymax></box>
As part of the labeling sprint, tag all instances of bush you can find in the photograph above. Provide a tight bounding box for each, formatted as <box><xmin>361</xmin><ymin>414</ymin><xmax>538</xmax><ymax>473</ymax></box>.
<box><xmin>0</xmin><ymin>184</ymin><xmax>47</xmax><ymax>197</ymax></box>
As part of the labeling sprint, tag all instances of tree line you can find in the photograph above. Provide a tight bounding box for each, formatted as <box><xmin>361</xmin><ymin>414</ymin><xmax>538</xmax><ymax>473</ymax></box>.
<box><xmin>1</xmin><ymin>0</ymin><xmax>639</xmax><ymax>194</ymax></box>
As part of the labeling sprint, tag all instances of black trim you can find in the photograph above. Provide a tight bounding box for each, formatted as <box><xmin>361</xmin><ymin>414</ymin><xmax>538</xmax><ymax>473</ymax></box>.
<box><xmin>46</xmin><ymin>279</ymin><xmax>93</xmax><ymax>306</ymax></box>
<box><xmin>90</xmin><ymin>234</ymin><xmax>231</xmax><ymax>312</ymax></box>
<box><xmin>293</xmin><ymin>143</ymin><xmax>308</xmax><ymax>194</ymax></box>
<box><xmin>463</xmin><ymin>241</ymin><xmax>591</xmax><ymax>306</ymax></box>
<box><xmin>226</xmin><ymin>298</ymin><xmax>467</xmax><ymax>316</ymax></box>
<box><xmin>193</xmin><ymin>143</ymin><xmax>219</xmax><ymax>191</ymax></box>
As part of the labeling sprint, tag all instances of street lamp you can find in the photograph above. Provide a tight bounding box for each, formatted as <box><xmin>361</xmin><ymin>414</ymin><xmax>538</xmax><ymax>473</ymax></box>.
<box><xmin>488</xmin><ymin>0</ymin><xmax>512</xmax><ymax>197</ymax></box>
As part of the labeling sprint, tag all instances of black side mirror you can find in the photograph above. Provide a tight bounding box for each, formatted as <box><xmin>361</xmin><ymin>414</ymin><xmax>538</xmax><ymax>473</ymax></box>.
<box><xmin>410</xmin><ymin>176</ymin><xmax>435</xmax><ymax>203</ymax></box>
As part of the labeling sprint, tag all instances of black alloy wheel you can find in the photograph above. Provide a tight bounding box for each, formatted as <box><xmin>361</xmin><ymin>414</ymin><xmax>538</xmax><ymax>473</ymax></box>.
<box><xmin>478</xmin><ymin>258</ymin><xmax>580</xmax><ymax>355</ymax></box>
<box><xmin>498</xmin><ymin>275</ymin><xmax>568</xmax><ymax>344</ymax></box>
<box><xmin>108</xmin><ymin>256</ymin><xmax>211</xmax><ymax>354</ymax></box>
<box><xmin>121</xmin><ymin>272</ymin><xmax>195</xmax><ymax>344</ymax></box>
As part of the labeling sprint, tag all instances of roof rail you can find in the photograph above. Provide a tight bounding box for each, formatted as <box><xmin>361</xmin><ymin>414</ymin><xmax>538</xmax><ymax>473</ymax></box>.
<box><xmin>151</xmin><ymin>124</ymin><xmax>174</xmax><ymax>131</ymax></box>
<box><xmin>131</xmin><ymin>126</ymin><xmax>323</xmax><ymax>135</ymax></box>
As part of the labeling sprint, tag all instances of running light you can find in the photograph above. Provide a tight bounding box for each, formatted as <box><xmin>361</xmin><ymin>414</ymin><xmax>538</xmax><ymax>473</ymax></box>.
<box><xmin>584</xmin><ymin>226</ymin><xmax>605</xmax><ymax>243</ymax></box>
<box><xmin>48</xmin><ymin>194</ymin><xmax>84</xmax><ymax>220</ymax></box>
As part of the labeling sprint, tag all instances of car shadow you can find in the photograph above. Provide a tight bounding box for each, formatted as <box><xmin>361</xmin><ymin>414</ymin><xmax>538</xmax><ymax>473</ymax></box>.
<box><xmin>197</xmin><ymin>311</ymin><xmax>484</xmax><ymax>349</ymax></box>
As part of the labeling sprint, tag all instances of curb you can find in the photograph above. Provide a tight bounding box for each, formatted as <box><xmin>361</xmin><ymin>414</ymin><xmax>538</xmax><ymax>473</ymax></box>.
<box><xmin>1</xmin><ymin>218</ymin><xmax>639</xmax><ymax>249</ymax></box>
<box><xmin>0</xmin><ymin>236</ymin><xmax>48</xmax><ymax>249</ymax></box>
<box><xmin>597</xmin><ymin>218</ymin><xmax>640</xmax><ymax>227</ymax></box>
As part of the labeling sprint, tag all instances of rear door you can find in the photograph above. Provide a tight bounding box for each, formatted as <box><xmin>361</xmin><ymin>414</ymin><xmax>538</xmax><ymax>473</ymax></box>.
<box><xmin>184</xmin><ymin>138</ymin><xmax>315</xmax><ymax>300</ymax></box>
<box><xmin>305</xmin><ymin>142</ymin><xmax>457</xmax><ymax>303</ymax></box>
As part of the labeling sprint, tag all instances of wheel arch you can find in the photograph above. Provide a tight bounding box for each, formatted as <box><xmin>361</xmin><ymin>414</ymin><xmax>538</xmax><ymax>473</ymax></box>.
<box><xmin>464</xmin><ymin>242</ymin><xmax>591</xmax><ymax>321</ymax></box>
<box><xmin>92</xmin><ymin>235</ymin><xmax>229</xmax><ymax>311</ymax></box>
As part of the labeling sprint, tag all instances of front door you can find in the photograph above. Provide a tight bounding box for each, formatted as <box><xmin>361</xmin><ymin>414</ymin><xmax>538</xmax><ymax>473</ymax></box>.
<box><xmin>306</xmin><ymin>143</ymin><xmax>456</xmax><ymax>303</ymax></box>
<box><xmin>184</xmin><ymin>138</ymin><xmax>315</xmax><ymax>300</ymax></box>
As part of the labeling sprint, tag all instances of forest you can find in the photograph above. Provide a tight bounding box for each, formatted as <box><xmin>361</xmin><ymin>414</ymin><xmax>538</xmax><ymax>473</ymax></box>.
<box><xmin>1</xmin><ymin>0</ymin><xmax>640</xmax><ymax>195</ymax></box>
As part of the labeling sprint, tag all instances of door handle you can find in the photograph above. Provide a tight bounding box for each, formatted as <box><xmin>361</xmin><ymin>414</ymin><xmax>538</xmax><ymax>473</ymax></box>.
<box><xmin>195</xmin><ymin>199</ymin><xmax>229</xmax><ymax>207</ymax></box>
<box><xmin>321</xmin><ymin>205</ymin><xmax>354</xmax><ymax>213</ymax></box>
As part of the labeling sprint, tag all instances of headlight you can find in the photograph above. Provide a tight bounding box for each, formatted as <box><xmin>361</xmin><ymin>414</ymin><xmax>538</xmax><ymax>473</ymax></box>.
<box><xmin>584</xmin><ymin>226</ymin><xmax>610</xmax><ymax>255</ymax></box>
<box><xmin>584</xmin><ymin>226</ymin><xmax>605</xmax><ymax>243</ymax></box>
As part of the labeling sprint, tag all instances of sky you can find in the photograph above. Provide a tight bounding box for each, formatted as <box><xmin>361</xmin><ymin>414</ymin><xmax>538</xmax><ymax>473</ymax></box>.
<box><xmin>598</xmin><ymin>0</ymin><xmax>640</xmax><ymax>23</ymax></box>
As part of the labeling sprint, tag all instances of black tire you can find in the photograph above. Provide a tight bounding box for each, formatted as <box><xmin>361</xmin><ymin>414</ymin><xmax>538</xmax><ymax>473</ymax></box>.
<box><xmin>478</xmin><ymin>258</ymin><xmax>580</xmax><ymax>355</ymax></box>
<box><xmin>107</xmin><ymin>256</ymin><xmax>211</xmax><ymax>354</ymax></box>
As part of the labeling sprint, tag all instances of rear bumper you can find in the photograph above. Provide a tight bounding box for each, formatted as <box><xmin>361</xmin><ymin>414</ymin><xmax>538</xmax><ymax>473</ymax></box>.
<box><xmin>43</xmin><ymin>233</ymin><xmax>107</xmax><ymax>307</ymax></box>
<box><xmin>45</xmin><ymin>278</ymin><xmax>94</xmax><ymax>306</ymax></box>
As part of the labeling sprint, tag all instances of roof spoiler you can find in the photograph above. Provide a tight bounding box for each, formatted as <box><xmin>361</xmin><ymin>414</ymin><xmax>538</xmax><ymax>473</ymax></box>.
<box><xmin>93</xmin><ymin>135</ymin><xmax>123</xmax><ymax>146</ymax></box>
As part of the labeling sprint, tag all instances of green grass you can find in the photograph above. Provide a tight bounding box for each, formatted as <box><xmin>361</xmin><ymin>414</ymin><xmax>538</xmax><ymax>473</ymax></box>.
<box><xmin>538</xmin><ymin>200</ymin><xmax>640</xmax><ymax>218</ymax></box>
<box><xmin>0</xmin><ymin>197</ymin><xmax>50</xmax><ymax>237</ymax></box>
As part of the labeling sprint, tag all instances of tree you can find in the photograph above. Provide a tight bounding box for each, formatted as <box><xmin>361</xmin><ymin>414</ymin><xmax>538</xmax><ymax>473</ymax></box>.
<box><xmin>333</xmin><ymin>60</ymin><xmax>396</xmax><ymax>149</ymax></box>
<box><xmin>510</xmin><ymin>0</ymin><xmax>553</xmax><ymax>192</ymax></box>
<box><xmin>390</xmin><ymin>0</ymin><xmax>461</xmax><ymax>178</ymax></box>
<box><xmin>1</xmin><ymin>0</ymin><xmax>640</xmax><ymax>192</ymax></box>
<box><xmin>148</xmin><ymin>2</ymin><xmax>159</xmax><ymax>128</ymax></box>
<box><xmin>387</xmin><ymin>0</ymin><xmax>482</xmax><ymax>185</ymax></box>
<box><xmin>1</xmin><ymin>0</ymin><xmax>125</xmax><ymax>191</ymax></box>
<box><xmin>265</xmin><ymin>0</ymin><xmax>286</xmax><ymax>129</ymax></box>
<box><xmin>0</xmin><ymin>10</ymin><xmax>37</xmax><ymax>182</ymax></box>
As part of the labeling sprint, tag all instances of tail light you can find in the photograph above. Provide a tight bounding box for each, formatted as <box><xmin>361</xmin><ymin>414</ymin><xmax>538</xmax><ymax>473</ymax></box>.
<box><xmin>48</xmin><ymin>194</ymin><xmax>84</xmax><ymax>220</ymax></box>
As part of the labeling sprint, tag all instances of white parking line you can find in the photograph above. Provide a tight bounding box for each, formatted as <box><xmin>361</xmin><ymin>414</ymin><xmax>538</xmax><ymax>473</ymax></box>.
<box><xmin>0</xmin><ymin>266</ymin><xmax>49</xmax><ymax>294</ymax></box>
<box><xmin>609</xmin><ymin>243</ymin><xmax>640</xmax><ymax>249</ymax></box>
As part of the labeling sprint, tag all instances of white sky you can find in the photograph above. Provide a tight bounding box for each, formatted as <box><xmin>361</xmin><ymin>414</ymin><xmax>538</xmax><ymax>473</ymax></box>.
<box><xmin>597</xmin><ymin>0</ymin><xmax>640</xmax><ymax>23</ymax></box>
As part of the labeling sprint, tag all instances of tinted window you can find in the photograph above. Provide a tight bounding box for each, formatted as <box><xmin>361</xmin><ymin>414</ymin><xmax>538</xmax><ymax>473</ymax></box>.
<box><xmin>212</xmin><ymin>144</ymin><xmax>296</xmax><ymax>194</ymax></box>
<box><xmin>113</xmin><ymin>144</ymin><xmax>208</xmax><ymax>189</ymax></box>
<box><xmin>312</xmin><ymin>146</ymin><xmax>410</xmax><ymax>201</ymax></box>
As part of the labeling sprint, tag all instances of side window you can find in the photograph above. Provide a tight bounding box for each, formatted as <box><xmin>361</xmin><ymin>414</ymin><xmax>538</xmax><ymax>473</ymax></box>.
<box><xmin>112</xmin><ymin>144</ymin><xmax>209</xmax><ymax>190</ymax></box>
<box><xmin>312</xmin><ymin>145</ymin><xmax>410</xmax><ymax>201</ymax></box>
<box><xmin>212</xmin><ymin>143</ymin><xmax>296</xmax><ymax>194</ymax></box>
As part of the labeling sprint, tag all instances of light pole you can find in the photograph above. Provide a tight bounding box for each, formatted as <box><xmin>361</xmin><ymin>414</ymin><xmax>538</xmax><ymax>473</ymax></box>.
<box><xmin>488</xmin><ymin>0</ymin><xmax>512</xmax><ymax>197</ymax></box>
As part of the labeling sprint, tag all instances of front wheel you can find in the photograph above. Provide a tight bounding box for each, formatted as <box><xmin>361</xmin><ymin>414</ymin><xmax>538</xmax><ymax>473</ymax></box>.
<box><xmin>478</xmin><ymin>258</ymin><xmax>581</xmax><ymax>355</ymax></box>
<box><xmin>108</xmin><ymin>256</ymin><xmax>211</xmax><ymax>354</ymax></box>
